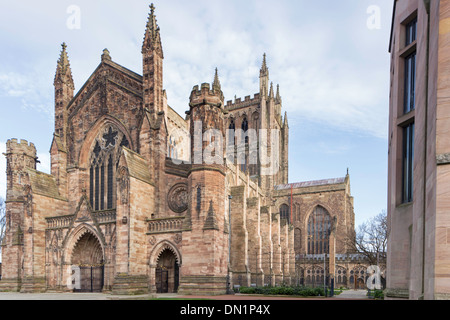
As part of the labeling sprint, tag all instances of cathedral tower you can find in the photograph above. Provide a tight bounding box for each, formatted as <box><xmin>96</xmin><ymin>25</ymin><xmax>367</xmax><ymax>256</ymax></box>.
<box><xmin>178</xmin><ymin>72</ymin><xmax>229</xmax><ymax>295</ymax></box>
<box><xmin>0</xmin><ymin>139</ymin><xmax>38</xmax><ymax>291</ymax></box>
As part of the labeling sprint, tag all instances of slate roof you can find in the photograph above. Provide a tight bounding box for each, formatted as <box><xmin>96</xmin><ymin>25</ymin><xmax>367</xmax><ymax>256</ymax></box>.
<box><xmin>122</xmin><ymin>147</ymin><xmax>152</xmax><ymax>184</ymax></box>
<box><xmin>274</xmin><ymin>177</ymin><xmax>346</xmax><ymax>191</ymax></box>
<box><xmin>27</xmin><ymin>169</ymin><xmax>63</xmax><ymax>200</ymax></box>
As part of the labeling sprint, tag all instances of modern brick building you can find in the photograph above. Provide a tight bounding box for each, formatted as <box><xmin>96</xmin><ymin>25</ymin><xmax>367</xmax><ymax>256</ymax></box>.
<box><xmin>387</xmin><ymin>0</ymin><xmax>450</xmax><ymax>300</ymax></box>
<box><xmin>0</xmin><ymin>4</ymin><xmax>359</xmax><ymax>295</ymax></box>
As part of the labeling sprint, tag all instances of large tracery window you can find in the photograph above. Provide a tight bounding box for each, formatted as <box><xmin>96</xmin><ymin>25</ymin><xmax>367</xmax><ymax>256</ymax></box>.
<box><xmin>307</xmin><ymin>206</ymin><xmax>331</xmax><ymax>255</ymax></box>
<box><xmin>89</xmin><ymin>125</ymin><xmax>129</xmax><ymax>211</ymax></box>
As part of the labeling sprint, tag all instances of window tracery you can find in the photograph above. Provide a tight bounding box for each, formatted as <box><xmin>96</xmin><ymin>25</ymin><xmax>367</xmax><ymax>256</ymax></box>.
<box><xmin>89</xmin><ymin>125</ymin><xmax>129</xmax><ymax>211</ymax></box>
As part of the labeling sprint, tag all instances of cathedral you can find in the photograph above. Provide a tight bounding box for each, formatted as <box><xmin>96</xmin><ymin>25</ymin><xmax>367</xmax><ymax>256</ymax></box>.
<box><xmin>0</xmin><ymin>5</ymin><xmax>360</xmax><ymax>295</ymax></box>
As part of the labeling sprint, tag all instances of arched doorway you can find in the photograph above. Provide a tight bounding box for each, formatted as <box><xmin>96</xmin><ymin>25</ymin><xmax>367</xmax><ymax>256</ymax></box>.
<box><xmin>155</xmin><ymin>248</ymin><xmax>179</xmax><ymax>293</ymax></box>
<box><xmin>71</xmin><ymin>231</ymin><xmax>104</xmax><ymax>292</ymax></box>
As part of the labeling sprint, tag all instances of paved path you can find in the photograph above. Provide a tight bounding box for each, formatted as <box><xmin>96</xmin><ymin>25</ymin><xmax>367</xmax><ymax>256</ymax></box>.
<box><xmin>0</xmin><ymin>289</ymin><xmax>370</xmax><ymax>300</ymax></box>
<box><xmin>333</xmin><ymin>289</ymin><xmax>369</xmax><ymax>300</ymax></box>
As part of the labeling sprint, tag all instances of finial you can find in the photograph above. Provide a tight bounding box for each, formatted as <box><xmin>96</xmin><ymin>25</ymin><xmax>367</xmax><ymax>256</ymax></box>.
<box><xmin>61</xmin><ymin>42</ymin><xmax>67</xmax><ymax>51</ymax></box>
<box><xmin>269</xmin><ymin>82</ymin><xmax>274</xmax><ymax>98</ymax></box>
<box><xmin>150</xmin><ymin>3</ymin><xmax>155</xmax><ymax>14</ymax></box>
<box><xmin>102</xmin><ymin>48</ymin><xmax>111</xmax><ymax>61</ymax></box>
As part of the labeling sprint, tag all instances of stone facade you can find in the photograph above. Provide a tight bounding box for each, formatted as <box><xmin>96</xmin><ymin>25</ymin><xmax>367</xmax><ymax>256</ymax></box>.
<box><xmin>387</xmin><ymin>0</ymin><xmax>450</xmax><ymax>300</ymax></box>
<box><xmin>0</xmin><ymin>4</ymin><xmax>362</xmax><ymax>295</ymax></box>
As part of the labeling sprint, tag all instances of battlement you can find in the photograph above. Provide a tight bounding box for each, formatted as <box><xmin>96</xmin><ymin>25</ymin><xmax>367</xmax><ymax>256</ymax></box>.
<box><xmin>225</xmin><ymin>93</ymin><xmax>261</xmax><ymax>111</ymax></box>
<box><xmin>189</xmin><ymin>83</ymin><xmax>224</xmax><ymax>107</ymax></box>
<box><xmin>6</xmin><ymin>139</ymin><xmax>37</xmax><ymax>158</ymax></box>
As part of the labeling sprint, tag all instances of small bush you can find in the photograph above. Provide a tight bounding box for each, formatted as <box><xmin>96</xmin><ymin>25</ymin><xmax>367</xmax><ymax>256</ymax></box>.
<box><xmin>238</xmin><ymin>286</ymin><xmax>326</xmax><ymax>297</ymax></box>
<box><xmin>374</xmin><ymin>290</ymin><xmax>384</xmax><ymax>300</ymax></box>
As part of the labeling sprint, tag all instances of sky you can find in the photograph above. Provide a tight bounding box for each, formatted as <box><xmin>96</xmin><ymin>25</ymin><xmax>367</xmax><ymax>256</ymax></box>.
<box><xmin>0</xmin><ymin>0</ymin><xmax>393</xmax><ymax>228</ymax></box>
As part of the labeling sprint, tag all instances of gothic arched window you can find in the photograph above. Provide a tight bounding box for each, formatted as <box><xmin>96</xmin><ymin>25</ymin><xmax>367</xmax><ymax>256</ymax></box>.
<box><xmin>280</xmin><ymin>204</ymin><xmax>290</xmax><ymax>224</ymax></box>
<box><xmin>307</xmin><ymin>206</ymin><xmax>331</xmax><ymax>255</ymax></box>
<box><xmin>242</xmin><ymin>118</ymin><xmax>249</xmax><ymax>144</ymax></box>
<box><xmin>228</xmin><ymin>120</ymin><xmax>236</xmax><ymax>146</ymax></box>
<box><xmin>89</xmin><ymin>125</ymin><xmax>129</xmax><ymax>211</ymax></box>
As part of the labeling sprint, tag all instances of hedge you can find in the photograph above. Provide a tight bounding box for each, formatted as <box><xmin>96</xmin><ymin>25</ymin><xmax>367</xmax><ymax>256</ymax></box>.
<box><xmin>238</xmin><ymin>286</ymin><xmax>325</xmax><ymax>297</ymax></box>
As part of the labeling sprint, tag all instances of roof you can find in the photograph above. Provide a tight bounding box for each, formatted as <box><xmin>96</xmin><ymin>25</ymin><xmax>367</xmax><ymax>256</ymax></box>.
<box><xmin>121</xmin><ymin>147</ymin><xmax>152</xmax><ymax>185</ymax></box>
<box><xmin>27</xmin><ymin>169</ymin><xmax>64</xmax><ymax>200</ymax></box>
<box><xmin>274</xmin><ymin>177</ymin><xmax>346</xmax><ymax>191</ymax></box>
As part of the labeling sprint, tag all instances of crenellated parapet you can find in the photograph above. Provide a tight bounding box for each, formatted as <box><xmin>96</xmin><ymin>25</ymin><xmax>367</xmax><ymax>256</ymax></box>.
<box><xmin>189</xmin><ymin>82</ymin><xmax>224</xmax><ymax>109</ymax></box>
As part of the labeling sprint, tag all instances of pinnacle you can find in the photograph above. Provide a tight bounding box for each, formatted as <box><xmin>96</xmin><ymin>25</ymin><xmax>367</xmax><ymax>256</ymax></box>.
<box><xmin>146</xmin><ymin>3</ymin><xmax>158</xmax><ymax>37</ymax></box>
<box><xmin>142</xmin><ymin>3</ymin><xmax>163</xmax><ymax>56</ymax></box>
<box><xmin>276</xmin><ymin>84</ymin><xmax>281</xmax><ymax>102</ymax></box>
<box><xmin>55</xmin><ymin>42</ymin><xmax>74</xmax><ymax>86</ymax></box>
<box><xmin>261</xmin><ymin>53</ymin><xmax>268</xmax><ymax>74</ymax></box>
<box><xmin>213</xmin><ymin>68</ymin><xmax>221</xmax><ymax>90</ymax></box>
<box><xmin>58</xmin><ymin>42</ymin><xmax>70</xmax><ymax>69</ymax></box>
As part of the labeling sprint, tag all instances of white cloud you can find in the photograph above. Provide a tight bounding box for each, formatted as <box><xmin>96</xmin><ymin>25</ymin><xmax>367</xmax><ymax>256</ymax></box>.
<box><xmin>0</xmin><ymin>72</ymin><xmax>53</xmax><ymax>121</ymax></box>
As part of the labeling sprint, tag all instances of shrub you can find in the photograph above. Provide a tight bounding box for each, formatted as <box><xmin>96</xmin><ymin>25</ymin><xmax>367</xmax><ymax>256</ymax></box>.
<box><xmin>374</xmin><ymin>290</ymin><xmax>384</xmax><ymax>300</ymax></box>
<box><xmin>238</xmin><ymin>286</ymin><xmax>326</xmax><ymax>297</ymax></box>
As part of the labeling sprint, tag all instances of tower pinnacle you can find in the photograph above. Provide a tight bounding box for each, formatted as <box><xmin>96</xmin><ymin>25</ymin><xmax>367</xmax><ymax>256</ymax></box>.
<box><xmin>142</xmin><ymin>3</ymin><xmax>163</xmax><ymax>57</ymax></box>
<box><xmin>261</xmin><ymin>53</ymin><xmax>269</xmax><ymax>76</ymax></box>
<box><xmin>212</xmin><ymin>68</ymin><xmax>221</xmax><ymax>91</ymax></box>
<box><xmin>54</xmin><ymin>42</ymin><xmax>74</xmax><ymax>87</ymax></box>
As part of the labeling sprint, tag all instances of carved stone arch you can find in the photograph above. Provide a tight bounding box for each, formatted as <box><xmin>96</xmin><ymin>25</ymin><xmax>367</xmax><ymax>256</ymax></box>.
<box><xmin>149</xmin><ymin>240</ymin><xmax>182</xmax><ymax>267</ymax></box>
<box><xmin>62</xmin><ymin>223</ymin><xmax>105</xmax><ymax>266</ymax></box>
<box><xmin>79</xmin><ymin>115</ymin><xmax>134</xmax><ymax>169</ymax></box>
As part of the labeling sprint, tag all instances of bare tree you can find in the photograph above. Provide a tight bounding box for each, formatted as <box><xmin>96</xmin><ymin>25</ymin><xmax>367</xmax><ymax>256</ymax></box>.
<box><xmin>353</xmin><ymin>210</ymin><xmax>387</xmax><ymax>268</ymax></box>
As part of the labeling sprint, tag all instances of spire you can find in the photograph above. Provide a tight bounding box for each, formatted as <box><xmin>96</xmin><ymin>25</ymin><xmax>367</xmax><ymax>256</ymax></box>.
<box><xmin>142</xmin><ymin>3</ymin><xmax>163</xmax><ymax>57</ymax></box>
<box><xmin>283</xmin><ymin>111</ymin><xmax>289</xmax><ymax>128</ymax></box>
<box><xmin>269</xmin><ymin>82</ymin><xmax>274</xmax><ymax>98</ymax></box>
<box><xmin>259</xmin><ymin>53</ymin><xmax>269</xmax><ymax>97</ymax></box>
<box><xmin>212</xmin><ymin>68</ymin><xmax>221</xmax><ymax>91</ymax></box>
<box><xmin>276</xmin><ymin>84</ymin><xmax>281</xmax><ymax>103</ymax></box>
<box><xmin>261</xmin><ymin>53</ymin><xmax>268</xmax><ymax>75</ymax></box>
<box><xmin>146</xmin><ymin>3</ymin><xmax>157</xmax><ymax>36</ymax></box>
<box><xmin>54</xmin><ymin>42</ymin><xmax>74</xmax><ymax>87</ymax></box>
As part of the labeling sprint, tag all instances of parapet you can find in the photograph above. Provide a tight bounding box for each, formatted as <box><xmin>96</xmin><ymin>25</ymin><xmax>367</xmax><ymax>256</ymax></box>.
<box><xmin>225</xmin><ymin>93</ymin><xmax>261</xmax><ymax>111</ymax></box>
<box><xmin>189</xmin><ymin>83</ymin><xmax>224</xmax><ymax>108</ymax></box>
<box><xmin>6</xmin><ymin>139</ymin><xmax>37</xmax><ymax>158</ymax></box>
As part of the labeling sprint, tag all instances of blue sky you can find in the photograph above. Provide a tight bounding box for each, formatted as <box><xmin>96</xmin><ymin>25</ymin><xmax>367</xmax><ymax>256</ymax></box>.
<box><xmin>0</xmin><ymin>0</ymin><xmax>393</xmax><ymax>227</ymax></box>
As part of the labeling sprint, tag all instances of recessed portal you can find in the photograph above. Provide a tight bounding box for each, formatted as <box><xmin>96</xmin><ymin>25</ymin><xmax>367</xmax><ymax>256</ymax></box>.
<box><xmin>155</xmin><ymin>248</ymin><xmax>179</xmax><ymax>293</ymax></box>
<box><xmin>71</xmin><ymin>231</ymin><xmax>104</xmax><ymax>292</ymax></box>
